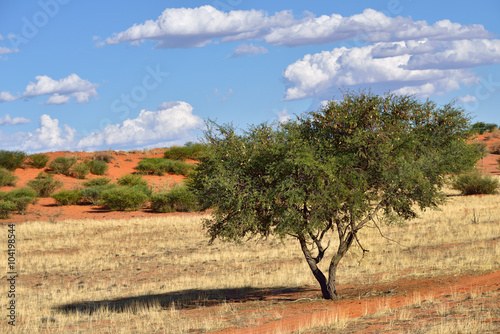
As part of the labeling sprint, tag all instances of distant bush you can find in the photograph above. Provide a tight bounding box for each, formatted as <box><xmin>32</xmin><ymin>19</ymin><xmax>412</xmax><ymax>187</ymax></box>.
<box><xmin>81</xmin><ymin>184</ymin><xmax>117</xmax><ymax>205</ymax></box>
<box><xmin>117</xmin><ymin>174</ymin><xmax>148</xmax><ymax>187</ymax></box>
<box><xmin>88</xmin><ymin>160</ymin><xmax>109</xmax><ymax>175</ymax></box>
<box><xmin>49</xmin><ymin>156</ymin><xmax>77</xmax><ymax>175</ymax></box>
<box><xmin>451</xmin><ymin>172</ymin><xmax>499</xmax><ymax>195</ymax></box>
<box><xmin>92</xmin><ymin>152</ymin><xmax>116</xmax><ymax>163</ymax></box>
<box><xmin>163</xmin><ymin>143</ymin><xmax>206</xmax><ymax>161</ymax></box>
<box><xmin>101</xmin><ymin>186</ymin><xmax>148</xmax><ymax>211</ymax></box>
<box><xmin>470</xmin><ymin>122</ymin><xmax>499</xmax><ymax>135</ymax></box>
<box><xmin>0</xmin><ymin>168</ymin><xmax>18</xmax><ymax>186</ymax></box>
<box><xmin>51</xmin><ymin>189</ymin><xmax>82</xmax><ymax>205</ymax></box>
<box><xmin>3</xmin><ymin>187</ymin><xmax>37</xmax><ymax>214</ymax></box>
<box><xmin>0</xmin><ymin>200</ymin><xmax>17</xmax><ymax>219</ymax></box>
<box><xmin>28</xmin><ymin>153</ymin><xmax>50</xmax><ymax>169</ymax></box>
<box><xmin>150</xmin><ymin>184</ymin><xmax>200</xmax><ymax>213</ymax></box>
<box><xmin>0</xmin><ymin>150</ymin><xmax>27</xmax><ymax>171</ymax></box>
<box><xmin>135</xmin><ymin>158</ymin><xmax>193</xmax><ymax>176</ymax></box>
<box><xmin>27</xmin><ymin>172</ymin><xmax>63</xmax><ymax>197</ymax></box>
<box><xmin>82</xmin><ymin>177</ymin><xmax>112</xmax><ymax>187</ymax></box>
<box><xmin>71</xmin><ymin>162</ymin><xmax>90</xmax><ymax>179</ymax></box>
<box><xmin>489</xmin><ymin>142</ymin><xmax>500</xmax><ymax>155</ymax></box>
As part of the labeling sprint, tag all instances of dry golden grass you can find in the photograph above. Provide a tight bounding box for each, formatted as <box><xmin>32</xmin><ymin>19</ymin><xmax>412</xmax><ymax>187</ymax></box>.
<box><xmin>0</xmin><ymin>183</ymin><xmax>499</xmax><ymax>333</ymax></box>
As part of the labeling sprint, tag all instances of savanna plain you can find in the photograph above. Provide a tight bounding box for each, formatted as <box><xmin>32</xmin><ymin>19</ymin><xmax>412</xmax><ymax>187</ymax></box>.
<box><xmin>1</xmin><ymin>148</ymin><xmax>499</xmax><ymax>333</ymax></box>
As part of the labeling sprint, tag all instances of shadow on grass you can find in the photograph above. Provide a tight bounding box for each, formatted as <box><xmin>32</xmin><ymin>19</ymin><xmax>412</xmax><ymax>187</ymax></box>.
<box><xmin>54</xmin><ymin>286</ymin><xmax>315</xmax><ymax>315</ymax></box>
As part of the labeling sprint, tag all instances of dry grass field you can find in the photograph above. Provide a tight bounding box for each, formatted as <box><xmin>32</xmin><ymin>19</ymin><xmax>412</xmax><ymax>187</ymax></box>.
<box><xmin>1</xmin><ymin>181</ymin><xmax>499</xmax><ymax>333</ymax></box>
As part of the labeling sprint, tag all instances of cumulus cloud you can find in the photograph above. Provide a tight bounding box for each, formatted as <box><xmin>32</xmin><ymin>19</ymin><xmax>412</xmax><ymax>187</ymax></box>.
<box><xmin>78</xmin><ymin>101</ymin><xmax>203</xmax><ymax>149</ymax></box>
<box><xmin>0</xmin><ymin>114</ymin><xmax>31</xmax><ymax>126</ymax></box>
<box><xmin>282</xmin><ymin>38</ymin><xmax>500</xmax><ymax>100</ymax></box>
<box><xmin>0</xmin><ymin>91</ymin><xmax>18</xmax><ymax>103</ymax></box>
<box><xmin>228</xmin><ymin>43</ymin><xmax>269</xmax><ymax>58</ymax></box>
<box><xmin>100</xmin><ymin>5</ymin><xmax>294</xmax><ymax>48</ymax></box>
<box><xmin>20</xmin><ymin>114</ymin><xmax>76</xmax><ymax>151</ymax></box>
<box><xmin>0</xmin><ymin>46</ymin><xmax>17</xmax><ymax>54</ymax></box>
<box><xmin>458</xmin><ymin>94</ymin><xmax>478</xmax><ymax>103</ymax></box>
<box><xmin>276</xmin><ymin>110</ymin><xmax>290</xmax><ymax>123</ymax></box>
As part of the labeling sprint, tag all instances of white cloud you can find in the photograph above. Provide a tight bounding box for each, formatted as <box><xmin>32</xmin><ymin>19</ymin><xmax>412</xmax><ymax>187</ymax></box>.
<box><xmin>0</xmin><ymin>91</ymin><xmax>18</xmax><ymax>103</ymax></box>
<box><xmin>20</xmin><ymin>114</ymin><xmax>76</xmax><ymax>151</ymax></box>
<box><xmin>101</xmin><ymin>5</ymin><xmax>294</xmax><ymax>48</ymax></box>
<box><xmin>78</xmin><ymin>101</ymin><xmax>203</xmax><ymax>149</ymax></box>
<box><xmin>0</xmin><ymin>46</ymin><xmax>17</xmax><ymax>54</ymax></box>
<box><xmin>0</xmin><ymin>114</ymin><xmax>31</xmax><ymax>126</ymax></box>
<box><xmin>458</xmin><ymin>94</ymin><xmax>478</xmax><ymax>103</ymax></box>
<box><xmin>228</xmin><ymin>43</ymin><xmax>269</xmax><ymax>58</ymax></box>
<box><xmin>276</xmin><ymin>110</ymin><xmax>290</xmax><ymax>123</ymax></box>
<box><xmin>23</xmin><ymin>74</ymin><xmax>98</xmax><ymax>104</ymax></box>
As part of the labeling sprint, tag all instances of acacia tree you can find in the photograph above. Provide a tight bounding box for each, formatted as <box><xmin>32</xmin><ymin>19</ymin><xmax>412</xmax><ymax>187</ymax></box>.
<box><xmin>189</xmin><ymin>92</ymin><xmax>482</xmax><ymax>300</ymax></box>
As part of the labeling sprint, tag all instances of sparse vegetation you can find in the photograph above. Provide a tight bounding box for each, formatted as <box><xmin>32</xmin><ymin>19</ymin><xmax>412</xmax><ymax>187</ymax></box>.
<box><xmin>489</xmin><ymin>141</ymin><xmax>500</xmax><ymax>154</ymax></box>
<box><xmin>150</xmin><ymin>184</ymin><xmax>200</xmax><ymax>213</ymax></box>
<box><xmin>101</xmin><ymin>185</ymin><xmax>149</xmax><ymax>211</ymax></box>
<box><xmin>4</xmin><ymin>187</ymin><xmax>37</xmax><ymax>213</ymax></box>
<box><xmin>49</xmin><ymin>156</ymin><xmax>77</xmax><ymax>176</ymax></box>
<box><xmin>92</xmin><ymin>151</ymin><xmax>116</xmax><ymax>163</ymax></box>
<box><xmin>163</xmin><ymin>142</ymin><xmax>206</xmax><ymax>161</ymax></box>
<box><xmin>0</xmin><ymin>150</ymin><xmax>27</xmax><ymax>171</ymax></box>
<box><xmin>0</xmin><ymin>167</ymin><xmax>18</xmax><ymax>186</ymax></box>
<box><xmin>27</xmin><ymin>171</ymin><xmax>63</xmax><ymax>197</ymax></box>
<box><xmin>88</xmin><ymin>159</ymin><xmax>109</xmax><ymax>175</ymax></box>
<box><xmin>28</xmin><ymin>153</ymin><xmax>50</xmax><ymax>169</ymax></box>
<box><xmin>51</xmin><ymin>189</ymin><xmax>83</xmax><ymax>205</ymax></box>
<box><xmin>452</xmin><ymin>172</ymin><xmax>499</xmax><ymax>195</ymax></box>
<box><xmin>81</xmin><ymin>184</ymin><xmax>117</xmax><ymax>205</ymax></box>
<box><xmin>82</xmin><ymin>177</ymin><xmax>112</xmax><ymax>187</ymax></box>
<box><xmin>135</xmin><ymin>158</ymin><xmax>192</xmax><ymax>176</ymax></box>
<box><xmin>71</xmin><ymin>161</ymin><xmax>91</xmax><ymax>179</ymax></box>
<box><xmin>117</xmin><ymin>173</ymin><xmax>149</xmax><ymax>187</ymax></box>
<box><xmin>0</xmin><ymin>200</ymin><xmax>17</xmax><ymax>219</ymax></box>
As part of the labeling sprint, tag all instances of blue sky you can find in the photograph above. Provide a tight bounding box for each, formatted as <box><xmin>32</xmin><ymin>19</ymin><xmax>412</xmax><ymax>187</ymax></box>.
<box><xmin>1</xmin><ymin>0</ymin><xmax>499</xmax><ymax>153</ymax></box>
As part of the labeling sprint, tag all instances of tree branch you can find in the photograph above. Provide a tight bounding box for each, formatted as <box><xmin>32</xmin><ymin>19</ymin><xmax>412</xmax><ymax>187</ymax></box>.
<box><xmin>371</xmin><ymin>216</ymin><xmax>406</xmax><ymax>247</ymax></box>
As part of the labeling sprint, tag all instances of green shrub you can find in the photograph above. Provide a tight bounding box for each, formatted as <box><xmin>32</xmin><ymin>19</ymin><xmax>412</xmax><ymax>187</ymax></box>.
<box><xmin>150</xmin><ymin>185</ymin><xmax>200</xmax><ymax>213</ymax></box>
<box><xmin>5</xmin><ymin>187</ymin><xmax>37</xmax><ymax>213</ymax></box>
<box><xmin>135</xmin><ymin>158</ymin><xmax>192</xmax><ymax>176</ymax></box>
<box><xmin>101</xmin><ymin>186</ymin><xmax>148</xmax><ymax>211</ymax></box>
<box><xmin>88</xmin><ymin>160</ymin><xmax>109</xmax><ymax>175</ymax></box>
<box><xmin>81</xmin><ymin>184</ymin><xmax>117</xmax><ymax>205</ymax></box>
<box><xmin>117</xmin><ymin>174</ymin><xmax>148</xmax><ymax>187</ymax></box>
<box><xmin>0</xmin><ymin>150</ymin><xmax>27</xmax><ymax>171</ymax></box>
<box><xmin>0</xmin><ymin>168</ymin><xmax>18</xmax><ymax>186</ymax></box>
<box><xmin>92</xmin><ymin>152</ymin><xmax>116</xmax><ymax>163</ymax></box>
<box><xmin>0</xmin><ymin>200</ymin><xmax>17</xmax><ymax>219</ymax></box>
<box><xmin>27</xmin><ymin>172</ymin><xmax>63</xmax><ymax>197</ymax></box>
<box><xmin>451</xmin><ymin>172</ymin><xmax>499</xmax><ymax>195</ymax></box>
<box><xmin>82</xmin><ymin>177</ymin><xmax>112</xmax><ymax>187</ymax></box>
<box><xmin>71</xmin><ymin>162</ymin><xmax>90</xmax><ymax>179</ymax></box>
<box><xmin>49</xmin><ymin>156</ymin><xmax>77</xmax><ymax>175</ymax></box>
<box><xmin>51</xmin><ymin>189</ymin><xmax>82</xmax><ymax>205</ymax></box>
<box><xmin>28</xmin><ymin>153</ymin><xmax>50</xmax><ymax>169</ymax></box>
<box><xmin>163</xmin><ymin>143</ymin><xmax>206</xmax><ymax>161</ymax></box>
<box><xmin>489</xmin><ymin>142</ymin><xmax>500</xmax><ymax>155</ymax></box>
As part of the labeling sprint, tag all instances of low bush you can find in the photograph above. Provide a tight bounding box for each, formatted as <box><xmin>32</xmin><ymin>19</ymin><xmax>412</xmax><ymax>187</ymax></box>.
<box><xmin>489</xmin><ymin>142</ymin><xmax>500</xmax><ymax>155</ymax></box>
<box><xmin>5</xmin><ymin>187</ymin><xmax>38</xmax><ymax>213</ymax></box>
<box><xmin>92</xmin><ymin>152</ymin><xmax>116</xmax><ymax>163</ymax></box>
<box><xmin>81</xmin><ymin>184</ymin><xmax>117</xmax><ymax>205</ymax></box>
<box><xmin>135</xmin><ymin>158</ymin><xmax>193</xmax><ymax>176</ymax></box>
<box><xmin>27</xmin><ymin>172</ymin><xmax>63</xmax><ymax>197</ymax></box>
<box><xmin>451</xmin><ymin>172</ymin><xmax>499</xmax><ymax>195</ymax></box>
<box><xmin>163</xmin><ymin>143</ymin><xmax>206</xmax><ymax>161</ymax></box>
<box><xmin>0</xmin><ymin>150</ymin><xmax>27</xmax><ymax>171</ymax></box>
<box><xmin>88</xmin><ymin>160</ymin><xmax>109</xmax><ymax>175</ymax></box>
<box><xmin>71</xmin><ymin>162</ymin><xmax>90</xmax><ymax>179</ymax></box>
<box><xmin>0</xmin><ymin>200</ymin><xmax>17</xmax><ymax>219</ymax></box>
<box><xmin>28</xmin><ymin>153</ymin><xmax>50</xmax><ymax>169</ymax></box>
<box><xmin>49</xmin><ymin>156</ymin><xmax>77</xmax><ymax>175</ymax></box>
<box><xmin>0</xmin><ymin>168</ymin><xmax>18</xmax><ymax>186</ymax></box>
<box><xmin>150</xmin><ymin>184</ymin><xmax>200</xmax><ymax>213</ymax></box>
<box><xmin>117</xmin><ymin>174</ymin><xmax>149</xmax><ymax>187</ymax></box>
<box><xmin>101</xmin><ymin>185</ymin><xmax>149</xmax><ymax>211</ymax></box>
<box><xmin>82</xmin><ymin>177</ymin><xmax>112</xmax><ymax>187</ymax></box>
<box><xmin>51</xmin><ymin>189</ymin><xmax>82</xmax><ymax>205</ymax></box>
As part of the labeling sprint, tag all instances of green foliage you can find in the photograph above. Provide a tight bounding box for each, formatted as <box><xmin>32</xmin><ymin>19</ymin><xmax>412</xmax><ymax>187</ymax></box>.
<box><xmin>81</xmin><ymin>184</ymin><xmax>117</xmax><ymax>205</ymax></box>
<box><xmin>71</xmin><ymin>162</ymin><xmax>90</xmax><ymax>179</ymax></box>
<box><xmin>0</xmin><ymin>150</ymin><xmax>27</xmax><ymax>171</ymax></box>
<box><xmin>88</xmin><ymin>160</ymin><xmax>109</xmax><ymax>175</ymax></box>
<box><xmin>27</xmin><ymin>172</ymin><xmax>63</xmax><ymax>197</ymax></box>
<box><xmin>2</xmin><ymin>187</ymin><xmax>37</xmax><ymax>214</ymax></box>
<box><xmin>0</xmin><ymin>200</ymin><xmax>17</xmax><ymax>219</ymax></box>
<box><xmin>82</xmin><ymin>177</ymin><xmax>112</xmax><ymax>187</ymax></box>
<box><xmin>49</xmin><ymin>156</ymin><xmax>77</xmax><ymax>175</ymax></box>
<box><xmin>470</xmin><ymin>122</ymin><xmax>499</xmax><ymax>135</ymax></box>
<box><xmin>117</xmin><ymin>174</ymin><xmax>148</xmax><ymax>187</ymax></box>
<box><xmin>101</xmin><ymin>186</ymin><xmax>149</xmax><ymax>211</ymax></box>
<box><xmin>135</xmin><ymin>158</ymin><xmax>192</xmax><ymax>176</ymax></box>
<box><xmin>163</xmin><ymin>143</ymin><xmax>206</xmax><ymax>161</ymax></box>
<box><xmin>191</xmin><ymin>91</ymin><xmax>482</xmax><ymax>299</ymax></box>
<box><xmin>51</xmin><ymin>189</ymin><xmax>83</xmax><ymax>205</ymax></box>
<box><xmin>150</xmin><ymin>184</ymin><xmax>200</xmax><ymax>213</ymax></box>
<box><xmin>451</xmin><ymin>172</ymin><xmax>499</xmax><ymax>195</ymax></box>
<box><xmin>0</xmin><ymin>168</ymin><xmax>18</xmax><ymax>186</ymax></box>
<box><xmin>92</xmin><ymin>152</ymin><xmax>116</xmax><ymax>163</ymax></box>
<box><xmin>28</xmin><ymin>153</ymin><xmax>50</xmax><ymax>169</ymax></box>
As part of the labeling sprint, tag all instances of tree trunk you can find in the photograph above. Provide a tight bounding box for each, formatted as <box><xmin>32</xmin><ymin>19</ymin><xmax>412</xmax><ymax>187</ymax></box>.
<box><xmin>298</xmin><ymin>236</ymin><xmax>334</xmax><ymax>299</ymax></box>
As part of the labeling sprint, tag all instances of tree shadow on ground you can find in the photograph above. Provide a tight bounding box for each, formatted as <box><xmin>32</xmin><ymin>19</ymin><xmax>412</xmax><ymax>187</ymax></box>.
<box><xmin>54</xmin><ymin>286</ymin><xmax>316</xmax><ymax>315</ymax></box>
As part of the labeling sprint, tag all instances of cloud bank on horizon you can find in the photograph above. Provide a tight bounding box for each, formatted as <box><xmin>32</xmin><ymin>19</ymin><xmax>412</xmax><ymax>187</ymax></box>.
<box><xmin>1</xmin><ymin>3</ymin><xmax>499</xmax><ymax>153</ymax></box>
